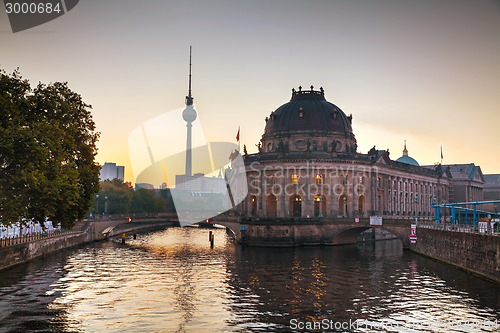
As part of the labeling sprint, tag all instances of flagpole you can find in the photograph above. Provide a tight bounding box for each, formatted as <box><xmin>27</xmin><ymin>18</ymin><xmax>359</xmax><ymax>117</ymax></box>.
<box><xmin>237</xmin><ymin>126</ymin><xmax>240</xmax><ymax>152</ymax></box>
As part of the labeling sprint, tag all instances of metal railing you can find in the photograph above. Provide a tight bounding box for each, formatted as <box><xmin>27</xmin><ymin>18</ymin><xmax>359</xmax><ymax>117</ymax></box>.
<box><xmin>0</xmin><ymin>229</ymin><xmax>82</xmax><ymax>248</ymax></box>
<box><xmin>418</xmin><ymin>220</ymin><xmax>500</xmax><ymax>236</ymax></box>
<box><xmin>89</xmin><ymin>212</ymin><xmax>178</xmax><ymax>221</ymax></box>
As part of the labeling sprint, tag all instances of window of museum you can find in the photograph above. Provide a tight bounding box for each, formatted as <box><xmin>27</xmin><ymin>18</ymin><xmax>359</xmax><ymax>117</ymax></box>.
<box><xmin>291</xmin><ymin>174</ymin><xmax>300</xmax><ymax>184</ymax></box>
<box><xmin>267</xmin><ymin>143</ymin><xmax>273</xmax><ymax>152</ymax></box>
<box><xmin>250</xmin><ymin>195</ymin><xmax>257</xmax><ymax>215</ymax></box>
<box><xmin>315</xmin><ymin>174</ymin><xmax>324</xmax><ymax>185</ymax></box>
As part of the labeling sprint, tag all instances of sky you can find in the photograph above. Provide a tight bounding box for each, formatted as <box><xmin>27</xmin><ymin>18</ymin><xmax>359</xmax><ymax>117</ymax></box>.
<box><xmin>1</xmin><ymin>0</ymin><xmax>500</xmax><ymax>186</ymax></box>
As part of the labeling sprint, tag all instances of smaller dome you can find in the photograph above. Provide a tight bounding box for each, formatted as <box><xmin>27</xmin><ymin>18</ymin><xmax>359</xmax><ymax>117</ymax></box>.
<box><xmin>396</xmin><ymin>141</ymin><xmax>419</xmax><ymax>166</ymax></box>
<box><xmin>396</xmin><ymin>155</ymin><xmax>420</xmax><ymax>166</ymax></box>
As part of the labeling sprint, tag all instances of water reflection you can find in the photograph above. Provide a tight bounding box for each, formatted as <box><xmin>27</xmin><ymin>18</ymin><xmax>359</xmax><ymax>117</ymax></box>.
<box><xmin>0</xmin><ymin>227</ymin><xmax>498</xmax><ymax>332</ymax></box>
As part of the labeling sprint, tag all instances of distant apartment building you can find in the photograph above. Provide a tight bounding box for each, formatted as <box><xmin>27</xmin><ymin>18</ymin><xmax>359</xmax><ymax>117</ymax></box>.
<box><xmin>175</xmin><ymin>173</ymin><xmax>226</xmax><ymax>193</ymax></box>
<box><xmin>99</xmin><ymin>162</ymin><xmax>125</xmax><ymax>181</ymax></box>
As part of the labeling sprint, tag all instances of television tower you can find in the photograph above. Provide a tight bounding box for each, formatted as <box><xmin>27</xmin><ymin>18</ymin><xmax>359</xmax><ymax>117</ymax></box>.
<box><xmin>182</xmin><ymin>46</ymin><xmax>197</xmax><ymax>176</ymax></box>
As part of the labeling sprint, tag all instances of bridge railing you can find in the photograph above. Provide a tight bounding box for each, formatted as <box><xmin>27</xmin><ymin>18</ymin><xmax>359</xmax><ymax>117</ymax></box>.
<box><xmin>418</xmin><ymin>220</ymin><xmax>500</xmax><ymax>236</ymax></box>
<box><xmin>89</xmin><ymin>212</ymin><xmax>178</xmax><ymax>221</ymax></box>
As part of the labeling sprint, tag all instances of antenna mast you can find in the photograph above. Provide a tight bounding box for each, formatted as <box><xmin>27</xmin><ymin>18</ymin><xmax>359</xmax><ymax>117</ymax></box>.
<box><xmin>186</xmin><ymin>46</ymin><xmax>193</xmax><ymax>105</ymax></box>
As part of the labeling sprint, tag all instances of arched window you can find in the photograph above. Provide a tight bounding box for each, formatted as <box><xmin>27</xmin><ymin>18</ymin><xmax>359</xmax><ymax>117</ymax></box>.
<box><xmin>267</xmin><ymin>194</ymin><xmax>277</xmax><ymax>218</ymax></box>
<box><xmin>358</xmin><ymin>195</ymin><xmax>365</xmax><ymax>215</ymax></box>
<box><xmin>290</xmin><ymin>195</ymin><xmax>302</xmax><ymax>217</ymax></box>
<box><xmin>250</xmin><ymin>195</ymin><xmax>257</xmax><ymax>215</ymax></box>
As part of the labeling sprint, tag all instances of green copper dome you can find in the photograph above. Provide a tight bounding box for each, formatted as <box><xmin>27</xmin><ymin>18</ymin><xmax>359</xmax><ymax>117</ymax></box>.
<box><xmin>396</xmin><ymin>155</ymin><xmax>420</xmax><ymax>166</ymax></box>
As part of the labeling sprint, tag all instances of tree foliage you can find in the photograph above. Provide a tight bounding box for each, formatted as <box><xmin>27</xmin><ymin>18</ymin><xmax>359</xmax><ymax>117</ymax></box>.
<box><xmin>93</xmin><ymin>179</ymin><xmax>174</xmax><ymax>215</ymax></box>
<box><xmin>96</xmin><ymin>179</ymin><xmax>133</xmax><ymax>214</ymax></box>
<box><xmin>0</xmin><ymin>68</ymin><xmax>100</xmax><ymax>228</ymax></box>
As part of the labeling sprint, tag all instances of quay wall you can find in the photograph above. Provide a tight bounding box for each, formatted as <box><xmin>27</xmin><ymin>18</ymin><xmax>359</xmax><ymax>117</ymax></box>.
<box><xmin>410</xmin><ymin>228</ymin><xmax>500</xmax><ymax>283</ymax></box>
<box><xmin>0</xmin><ymin>228</ymin><xmax>94</xmax><ymax>271</ymax></box>
<box><xmin>0</xmin><ymin>220</ymin><xmax>175</xmax><ymax>271</ymax></box>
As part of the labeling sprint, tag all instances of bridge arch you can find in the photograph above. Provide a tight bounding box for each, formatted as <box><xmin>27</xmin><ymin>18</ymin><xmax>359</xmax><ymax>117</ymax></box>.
<box><xmin>212</xmin><ymin>221</ymin><xmax>242</xmax><ymax>241</ymax></box>
<box><xmin>331</xmin><ymin>226</ymin><xmax>409</xmax><ymax>248</ymax></box>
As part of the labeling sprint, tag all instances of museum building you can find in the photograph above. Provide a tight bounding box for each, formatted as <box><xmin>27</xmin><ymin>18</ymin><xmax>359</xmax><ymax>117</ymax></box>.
<box><xmin>240</xmin><ymin>86</ymin><xmax>451</xmax><ymax>219</ymax></box>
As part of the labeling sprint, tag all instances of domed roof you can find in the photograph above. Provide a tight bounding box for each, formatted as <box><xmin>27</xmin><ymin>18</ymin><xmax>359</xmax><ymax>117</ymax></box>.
<box><xmin>263</xmin><ymin>86</ymin><xmax>354</xmax><ymax>137</ymax></box>
<box><xmin>396</xmin><ymin>141</ymin><xmax>419</xmax><ymax>166</ymax></box>
<box><xmin>396</xmin><ymin>155</ymin><xmax>420</xmax><ymax>166</ymax></box>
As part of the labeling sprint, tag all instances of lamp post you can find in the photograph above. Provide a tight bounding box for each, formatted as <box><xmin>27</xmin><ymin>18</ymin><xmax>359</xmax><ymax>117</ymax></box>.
<box><xmin>343</xmin><ymin>196</ymin><xmax>347</xmax><ymax>218</ymax></box>
<box><xmin>431</xmin><ymin>195</ymin><xmax>438</xmax><ymax>226</ymax></box>
<box><xmin>443</xmin><ymin>200</ymin><xmax>447</xmax><ymax>226</ymax></box>
<box><xmin>96</xmin><ymin>194</ymin><xmax>99</xmax><ymax>219</ymax></box>
<box><xmin>316</xmin><ymin>195</ymin><xmax>323</xmax><ymax>218</ymax></box>
<box><xmin>104</xmin><ymin>196</ymin><xmax>108</xmax><ymax>215</ymax></box>
<box><xmin>414</xmin><ymin>194</ymin><xmax>418</xmax><ymax>226</ymax></box>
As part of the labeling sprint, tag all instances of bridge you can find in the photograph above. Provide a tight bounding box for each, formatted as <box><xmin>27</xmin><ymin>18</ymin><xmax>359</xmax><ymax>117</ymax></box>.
<box><xmin>211</xmin><ymin>211</ymin><xmax>500</xmax><ymax>282</ymax></box>
<box><xmin>212</xmin><ymin>216</ymin><xmax>414</xmax><ymax>247</ymax></box>
<box><xmin>85</xmin><ymin>213</ymin><xmax>179</xmax><ymax>239</ymax></box>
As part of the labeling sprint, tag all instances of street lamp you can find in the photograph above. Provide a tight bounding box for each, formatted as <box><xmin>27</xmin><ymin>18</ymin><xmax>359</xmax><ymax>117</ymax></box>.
<box><xmin>414</xmin><ymin>194</ymin><xmax>418</xmax><ymax>225</ymax></box>
<box><xmin>96</xmin><ymin>194</ymin><xmax>99</xmax><ymax>218</ymax></box>
<box><xmin>343</xmin><ymin>196</ymin><xmax>347</xmax><ymax>218</ymax></box>
<box><xmin>315</xmin><ymin>195</ymin><xmax>323</xmax><ymax>218</ymax></box>
<box><xmin>104</xmin><ymin>196</ymin><xmax>108</xmax><ymax>215</ymax></box>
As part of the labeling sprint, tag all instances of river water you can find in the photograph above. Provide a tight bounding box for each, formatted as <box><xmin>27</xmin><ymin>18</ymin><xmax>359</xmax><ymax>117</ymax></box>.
<box><xmin>0</xmin><ymin>227</ymin><xmax>498</xmax><ymax>333</ymax></box>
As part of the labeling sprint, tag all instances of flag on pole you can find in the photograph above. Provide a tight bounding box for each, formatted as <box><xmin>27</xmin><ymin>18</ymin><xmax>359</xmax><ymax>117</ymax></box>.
<box><xmin>236</xmin><ymin>126</ymin><xmax>240</xmax><ymax>142</ymax></box>
<box><xmin>440</xmin><ymin>145</ymin><xmax>443</xmax><ymax>162</ymax></box>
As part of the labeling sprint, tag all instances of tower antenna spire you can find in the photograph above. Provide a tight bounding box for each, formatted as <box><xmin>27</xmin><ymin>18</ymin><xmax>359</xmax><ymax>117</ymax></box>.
<box><xmin>186</xmin><ymin>45</ymin><xmax>193</xmax><ymax>106</ymax></box>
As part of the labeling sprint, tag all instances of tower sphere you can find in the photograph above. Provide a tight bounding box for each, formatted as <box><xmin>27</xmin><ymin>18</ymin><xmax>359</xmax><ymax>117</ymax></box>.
<box><xmin>182</xmin><ymin>105</ymin><xmax>197</xmax><ymax>123</ymax></box>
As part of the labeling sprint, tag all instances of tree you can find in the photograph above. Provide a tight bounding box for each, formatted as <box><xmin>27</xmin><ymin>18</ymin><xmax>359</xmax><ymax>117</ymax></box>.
<box><xmin>97</xmin><ymin>179</ymin><xmax>133</xmax><ymax>214</ymax></box>
<box><xmin>92</xmin><ymin>179</ymin><xmax>174</xmax><ymax>215</ymax></box>
<box><xmin>0</xmin><ymin>68</ymin><xmax>100</xmax><ymax>229</ymax></box>
<box><xmin>131</xmin><ymin>188</ymin><xmax>165</xmax><ymax>213</ymax></box>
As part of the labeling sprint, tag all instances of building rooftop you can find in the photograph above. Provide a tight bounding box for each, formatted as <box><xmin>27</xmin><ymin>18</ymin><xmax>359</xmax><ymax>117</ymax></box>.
<box><xmin>443</xmin><ymin>163</ymin><xmax>483</xmax><ymax>182</ymax></box>
<box><xmin>262</xmin><ymin>86</ymin><xmax>354</xmax><ymax>138</ymax></box>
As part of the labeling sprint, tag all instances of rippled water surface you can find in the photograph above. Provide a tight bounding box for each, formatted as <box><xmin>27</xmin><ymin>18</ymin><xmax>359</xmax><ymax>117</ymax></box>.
<box><xmin>0</xmin><ymin>227</ymin><xmax>498</xmax><ymax>332</ymax></box>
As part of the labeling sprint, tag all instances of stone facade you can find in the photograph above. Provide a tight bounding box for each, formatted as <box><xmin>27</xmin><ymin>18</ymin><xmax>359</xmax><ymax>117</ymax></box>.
<box><xmin>239</xmin><ymin>87</ymin><xmax>451</xmax><ymax>220</ymax></box>
<box><xmin>427</xmin><ymin>163</ymin><xmax>484</xmax><ymax>204</ymax></box>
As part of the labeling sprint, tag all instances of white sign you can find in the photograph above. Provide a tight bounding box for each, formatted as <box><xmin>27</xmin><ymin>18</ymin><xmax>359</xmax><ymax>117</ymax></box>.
<box><xmin>410</xmin><ymin>224</ymin><xmax>417</xmax><ymax>243</ymax></box>
<box><xmin>370</xmin><ymin>216</ymin><xmax>383</xmax><ymax>226</ymax></box>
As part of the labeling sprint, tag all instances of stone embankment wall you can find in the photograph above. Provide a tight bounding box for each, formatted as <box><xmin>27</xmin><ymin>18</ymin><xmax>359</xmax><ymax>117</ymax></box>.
<box><xmin>0</xmin><ymin>225</ymin><xmax>95</xmax><ymax>271</ymax></box>
<box><xmin>410</xmin><ymin>228</ymin><xmax>500</xmax><ymax>283</ymax></box>
<box><xmin>0</xmin><ymin>220</ymin><xmax>175</xmax><ymax>271</ymax></box>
